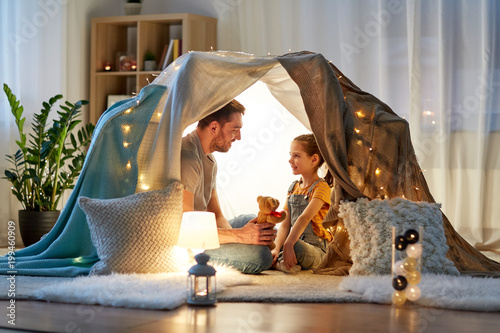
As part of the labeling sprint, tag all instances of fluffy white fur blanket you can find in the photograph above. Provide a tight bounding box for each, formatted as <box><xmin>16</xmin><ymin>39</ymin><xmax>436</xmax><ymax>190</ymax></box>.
<box><xmin>34</xmin><ymin>264</ymin><xmax>251</xmax><ymax>310</ymax></box>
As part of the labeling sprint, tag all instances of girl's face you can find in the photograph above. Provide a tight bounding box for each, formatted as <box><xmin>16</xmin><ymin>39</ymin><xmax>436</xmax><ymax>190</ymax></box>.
<box><xmin>289</xmin><ymin>141</ymin><xmax>318</xmax><ymax>176</ymax></box>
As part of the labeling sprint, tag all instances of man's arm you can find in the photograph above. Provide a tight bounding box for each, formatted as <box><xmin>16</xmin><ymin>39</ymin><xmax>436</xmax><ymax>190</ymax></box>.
<box><xmin>182</xmin><ymin>190</ymin><xmax>195</xmax><ymax>212</ymax></box>
<box><xmin>206</xmin><ymin>189</ymin><xmax>231</xmax><ymax>229</ymax></box>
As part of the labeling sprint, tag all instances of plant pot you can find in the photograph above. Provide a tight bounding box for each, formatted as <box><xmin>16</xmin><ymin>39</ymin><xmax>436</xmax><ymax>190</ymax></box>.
<box><xmin>144</xmin><ymin>60</ymin><xmax>156</xmax><ymax>71</ymax></box>
<box><xmin>18</xmin><ymin>210</ymin><xmax>60</xmax><ymax>247</ymax></box>
<box><xmin>124</xmin><ymin>3</ymin><xmax>142</xmax><ymax>15</ymax></box>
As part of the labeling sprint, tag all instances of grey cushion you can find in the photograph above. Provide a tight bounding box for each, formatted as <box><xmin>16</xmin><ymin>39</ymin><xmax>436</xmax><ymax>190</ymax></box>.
<box><xmin>339</xmin><ymin>197</ymin><xmax>459</xmax><ymax>276</ymax></box>
<box><xmin>78</xmin><ymin>181</ymin><xmax>186</xmax><ymax>275</ymax></box>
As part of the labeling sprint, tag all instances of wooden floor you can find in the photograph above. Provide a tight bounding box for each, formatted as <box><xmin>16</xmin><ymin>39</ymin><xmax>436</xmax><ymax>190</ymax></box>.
<box><xmin>1</xmin><ymin>300</ymin><xmax>499</xmax><ymax>333</ymax></box>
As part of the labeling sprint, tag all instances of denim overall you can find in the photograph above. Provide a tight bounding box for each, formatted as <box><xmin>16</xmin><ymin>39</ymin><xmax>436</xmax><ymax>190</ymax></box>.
<box><xmin>285</xmin><ymin>179</ymin><xmax>328</xmax><ymax>268</ymax></box>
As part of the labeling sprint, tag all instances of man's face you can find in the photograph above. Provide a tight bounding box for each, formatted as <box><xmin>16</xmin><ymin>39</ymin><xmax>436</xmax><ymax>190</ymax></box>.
<box><xmin>210</xmin><ymin>112</ymin><xmax>243</xmax><ymax>153</ymax></box>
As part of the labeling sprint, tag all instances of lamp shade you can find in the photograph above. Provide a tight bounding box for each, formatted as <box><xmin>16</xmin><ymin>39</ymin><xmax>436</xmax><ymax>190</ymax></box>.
<box><xmin>177</xmin><ymin>212</ymin><xmax>220</xmax><ymax>250</ymax></box>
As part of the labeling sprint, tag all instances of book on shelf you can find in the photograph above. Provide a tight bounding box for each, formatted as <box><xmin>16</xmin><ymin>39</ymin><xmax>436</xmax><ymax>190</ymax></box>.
<box><xmin>157</xmin><ymin>44</ymin><xmax>168</xmax><ymax>70</ymax></box>
<box><xmin>159</xmin><ymin>39</ymin><xmax>183</xmax><ymax>70</ymax></box>
<box><xmin>172</xmin><ymin>39</ymin><xmax>180</xmax><ymax>61</ymax></box>
<box><xmin>162</xmin><ymin>39</ymin><xmax>175</xmax><ymax>70</ymax></box>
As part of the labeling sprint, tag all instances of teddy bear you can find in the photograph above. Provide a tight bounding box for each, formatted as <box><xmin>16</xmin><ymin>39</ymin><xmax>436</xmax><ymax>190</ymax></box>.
<box><xmin>256</xmin><ymin>195</ymin><xmax>287</xmax><ymax>250</ymax></box>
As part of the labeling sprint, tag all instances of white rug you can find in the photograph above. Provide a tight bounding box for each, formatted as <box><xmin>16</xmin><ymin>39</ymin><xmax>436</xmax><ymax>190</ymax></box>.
<box><xmin>1</xmin><ymin>265</ymin><xmax>250</xmax><ymax>310</ymax></box>
<box><xmin>2</xmin><ymin>269</ymin><xmax>500</xmax><ymax>312</ymax></box>
<box><xmin>339</xmin><ymin>274</ymin><xmax>500</xmax><ymax>312</ymax></box>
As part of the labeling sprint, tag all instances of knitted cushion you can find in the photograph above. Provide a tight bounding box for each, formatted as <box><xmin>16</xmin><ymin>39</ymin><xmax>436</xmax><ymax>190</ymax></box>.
<box><xmin>78</xmin><ymin>181</ymin><xmax>186</xmax><ymax>275</ymax></box>
<box><xmin>339</xmin><ymin>197</ymin><xmax>459</xmax><ymax>276</ymax></box>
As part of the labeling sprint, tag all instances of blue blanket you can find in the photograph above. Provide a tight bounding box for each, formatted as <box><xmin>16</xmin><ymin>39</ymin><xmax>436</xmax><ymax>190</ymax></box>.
<box><xmin>0</xmin><ymin>85</ymin><xmax>166</xmax><ymax>276</ymax></box>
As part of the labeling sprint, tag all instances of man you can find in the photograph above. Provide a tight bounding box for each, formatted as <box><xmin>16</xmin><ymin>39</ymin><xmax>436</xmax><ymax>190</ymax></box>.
<box><xmin>181</xmin><ymin>99</ymin><xmax>276</xmax><ymax>274</ymax></box>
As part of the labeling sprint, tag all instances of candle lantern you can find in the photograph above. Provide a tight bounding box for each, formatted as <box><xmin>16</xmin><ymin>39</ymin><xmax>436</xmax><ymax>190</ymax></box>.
<box><xmin>187</xmin><ymin>252</ymin><xmax>217</xmax><ymax>305</ymax></box>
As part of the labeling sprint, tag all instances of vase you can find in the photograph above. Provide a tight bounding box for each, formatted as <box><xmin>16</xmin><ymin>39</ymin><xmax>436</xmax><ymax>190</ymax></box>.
<box><xmin>124</xmin><ymin>3</ymin><xmax>142</xmax><ymax>15</ymax></box>
<box><xmin>18</xmin><ymin>210</ymin><xmax>60</xmax><ymax>247</ymax></box>
<box><xmin>144</xmin><ymin>60</ymin><xmax>156</xmax><ymax>71</ymax></box>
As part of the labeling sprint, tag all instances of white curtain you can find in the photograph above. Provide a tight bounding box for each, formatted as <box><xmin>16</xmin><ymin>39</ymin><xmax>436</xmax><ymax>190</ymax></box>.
<box><xmin>215</xmin><ymin>0</ymin><xmax>500</xmax><ymax>252</ymax></box>
<box><xmin>0</xmin><ymin>0</ymin><xmax>65</xmax><ymax>245</ymax></box>
<box><xmin>0</xmin><ymin>0</ymin><xmax>107</xmax><ymax>245</ymax></box>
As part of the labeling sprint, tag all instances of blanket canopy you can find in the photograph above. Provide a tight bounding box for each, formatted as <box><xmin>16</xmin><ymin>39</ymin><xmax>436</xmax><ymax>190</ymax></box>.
<box><xmin>1</xmin><ymin>51</ymin><xmax>499</xmax><ymax>277</ymax></box>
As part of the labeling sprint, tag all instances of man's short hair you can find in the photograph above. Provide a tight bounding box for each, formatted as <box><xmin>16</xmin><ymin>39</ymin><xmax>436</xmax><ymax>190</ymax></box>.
<box><xmin>198</xmin><ymin>99</ymin><xmax>245</xmax><ymax>129</ymax></box>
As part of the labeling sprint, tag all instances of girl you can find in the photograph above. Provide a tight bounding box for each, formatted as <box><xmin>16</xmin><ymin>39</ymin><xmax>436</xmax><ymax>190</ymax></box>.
<box><xmin>272</xmin><ymin>134</ymin><xmax>333</xmax><ymax>273</ymax></box>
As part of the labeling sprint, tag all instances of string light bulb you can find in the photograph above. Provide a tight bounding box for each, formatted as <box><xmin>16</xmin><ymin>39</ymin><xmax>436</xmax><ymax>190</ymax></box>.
<box><xmin>123</xmin><ymin>141</ymin><xmax>130</xmax><ymax>148</ymax></box>
<box><xmin>126</xmin><ymin>161</ymin><xmax>131</xmax><ymax>170</ymax></box>
<box><xmin>375</xmin><ymin>168</ymin><xmax>381</xmax><ymax>176</ymax></box>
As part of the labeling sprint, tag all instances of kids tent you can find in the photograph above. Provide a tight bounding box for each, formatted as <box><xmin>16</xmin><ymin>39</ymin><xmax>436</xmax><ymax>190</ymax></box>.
<box><xmin>2</xmin><ymin>51</ymin><xmax>499</xmax><ymax>277</ymax></box>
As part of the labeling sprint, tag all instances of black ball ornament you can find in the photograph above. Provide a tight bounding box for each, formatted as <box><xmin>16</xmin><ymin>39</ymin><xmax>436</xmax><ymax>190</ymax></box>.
<box><xmin>392</xmin><ymin>276</ymin><xmax>408</xmax><ymax>291</ymax></box>
<box><xmin>404</xmin><ymin>229</ymin><xmax>419</xmax><ymax>244</ymax></box>
<box><xmin>395</xmin><ymin>235</ymin><xmax>408</xmax><ymax>251</ymax></box>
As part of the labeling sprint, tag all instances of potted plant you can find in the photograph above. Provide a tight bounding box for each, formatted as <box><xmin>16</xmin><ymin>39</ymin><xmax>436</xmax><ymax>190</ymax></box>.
<box><xmin>2</xmin><ymin>84</ymin><xmax>95</xmax><ymax>246</ymax></box>
<box><xmin>124</xmin><ymin>0</ymin><xmax>142</xmax><ymax>15</ymax></box>
<box><xmin>143</xmin><ymin>51</ymin><xmax>156</xmax><ymax>71</ymax></box>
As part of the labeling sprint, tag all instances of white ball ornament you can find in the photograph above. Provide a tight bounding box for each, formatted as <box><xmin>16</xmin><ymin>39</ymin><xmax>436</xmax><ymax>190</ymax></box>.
<box><xmin>405</xmin><ymin>285</ymin><xmax>422</xmax><ymax>301</ymax></box>
<box><xmin>392</xmin><ymin>260</ymin><xmax>407</xmax><ymax>276</ymax></box>
<box><xmin>406</xmin><ymin>243</ymin><xmax>423</xmax><ymax>258</ymax></box>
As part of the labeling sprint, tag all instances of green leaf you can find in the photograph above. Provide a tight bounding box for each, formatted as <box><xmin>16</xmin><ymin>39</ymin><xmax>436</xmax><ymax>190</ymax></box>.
<box><xmin>4</xmin><ymin>170</ymin><xmax>17</xmax><ymax>181</ymax></box>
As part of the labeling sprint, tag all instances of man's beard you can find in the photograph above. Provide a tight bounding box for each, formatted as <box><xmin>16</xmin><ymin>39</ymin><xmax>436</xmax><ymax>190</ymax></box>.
<box><xmin>210</xmin><ymin>132</ymin><xmax>232</xmax><ymax>152</ymax></box>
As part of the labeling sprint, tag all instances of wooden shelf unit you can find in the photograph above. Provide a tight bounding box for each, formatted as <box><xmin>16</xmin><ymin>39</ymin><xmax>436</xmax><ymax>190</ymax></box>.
<box><xmin>89</xmin><ymin>13</ymin><xmax>217</xmax><ymax>124</ymax></box>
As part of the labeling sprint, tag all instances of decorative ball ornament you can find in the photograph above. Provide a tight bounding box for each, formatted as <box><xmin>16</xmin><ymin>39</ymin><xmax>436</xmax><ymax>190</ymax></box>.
<box><xmin>406</xmin><ymin>270</ymin><xmax>422</xmax><ymax>285</ymax></box>
<box><xmin>406</xmin><ymin>243</ymin><xmax>423</xmax><ymax>258</ymax></box>
<box><xmin>392</xmin><ymin>276</ymin><xmax>408</xmax><ymax>291</ymax></box>
<box><xmin>391</xmin><ymin>226</ymin><xmax>423</xmax><ymax>306</ymax></box>
<box><xmin>404</xmin><ymin>229</ymin><xmax>419</xmax><ymax>244</ymax></box>
<box><xmin>392</xmin><ymin>260</ymin><xmax>407</xmax><ymax>276</ymax></box>
<box><xmin>392</xmin><ymin>290</ymin><xmax>407</xmax><ymax>306</ymax></box>
<box><xmin>403</xmin><ymin>257</ymin><xmax>418</xmax><ymax>272</ymax></box>
<box><xmin>405</xmin><ymin>285</ymin><xmax>422</xmax><ymax>301</ymax></box>
<box><xmin>395</xmin><ymin>236</ymin><xmax>408</xmax><ymax>250</ymax></box>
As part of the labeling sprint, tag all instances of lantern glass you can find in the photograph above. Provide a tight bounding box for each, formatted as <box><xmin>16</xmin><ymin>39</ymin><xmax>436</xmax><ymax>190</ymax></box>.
<box><xmin>187</xmin><ymin>274</ymin><xmax>217</xmax><ymax>305</ymax></box>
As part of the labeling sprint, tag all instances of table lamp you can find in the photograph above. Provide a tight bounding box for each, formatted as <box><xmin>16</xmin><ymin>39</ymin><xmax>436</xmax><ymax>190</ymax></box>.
<box><xmin>177</xmin><ymin>211</ymin><xmax>220</xmax><ymax>306</ymax></box>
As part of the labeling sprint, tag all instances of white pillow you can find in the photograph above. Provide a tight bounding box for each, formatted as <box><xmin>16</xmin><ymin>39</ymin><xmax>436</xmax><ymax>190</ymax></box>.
<box><xmin>339</xmin><ymin>197</ymin><xmax>459</xmax><ymax>276</ymax></box>
<box><xmin>78</xmin><ymin>181</ymin><xmax>187</xmax><ymax>275</ymax></box>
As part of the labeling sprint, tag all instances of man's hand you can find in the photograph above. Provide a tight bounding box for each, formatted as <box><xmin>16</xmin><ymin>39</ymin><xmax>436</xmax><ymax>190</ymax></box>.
<box><xmin>237</xmin><ymin>219</ymin><xmax>277</xmax><ymax>245</ymax></box>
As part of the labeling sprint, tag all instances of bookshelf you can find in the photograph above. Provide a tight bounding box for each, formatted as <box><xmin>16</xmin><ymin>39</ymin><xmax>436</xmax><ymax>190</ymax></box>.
<box><xmin>89</xmin><ymin>13</ymin><xmax>217</xmax><ymax>124</ymax></box>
